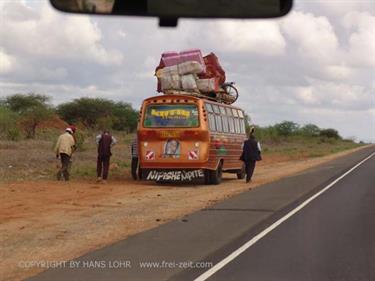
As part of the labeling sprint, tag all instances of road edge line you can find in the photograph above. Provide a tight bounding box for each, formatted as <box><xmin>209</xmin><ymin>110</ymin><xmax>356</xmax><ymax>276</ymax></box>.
<box><xmin>194</xmin><ymin>151</ymin><xmax>375</xmax><ymax>281</ymax></box>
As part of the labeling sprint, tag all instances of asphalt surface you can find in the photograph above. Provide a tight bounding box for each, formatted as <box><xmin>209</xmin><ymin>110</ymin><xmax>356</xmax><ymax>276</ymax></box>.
<box><xmin>197</xmin><ymin>150</ymin><xmax>375</xmax><ymax>281</ymax></box>
<box><xmin>27</xmin><ymin>146</ymin><xmax>375</xmax><ymax>281</ymax></box>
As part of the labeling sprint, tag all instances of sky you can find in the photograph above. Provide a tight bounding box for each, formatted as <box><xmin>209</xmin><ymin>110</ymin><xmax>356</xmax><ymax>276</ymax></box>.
<box><xmin>0</xmin><ymin>0</ymin><xmax>374</xmax><ymax>142</ymax></box>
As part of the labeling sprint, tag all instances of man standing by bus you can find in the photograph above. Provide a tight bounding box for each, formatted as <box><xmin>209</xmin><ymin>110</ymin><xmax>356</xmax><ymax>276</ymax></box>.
<box><xmin>241</xmin><ymin>127</ymin><xmax>261</xmax><ymax>183</ymax></box>
<box><xmin>96</xmin><ymin>130</ymin><xmax>117</xmax><ymax>183</ymax></box>
<box><xmin>55</xmin><ymin>127</ymin><xmax>76</xmax><ymax>181</ymax></box>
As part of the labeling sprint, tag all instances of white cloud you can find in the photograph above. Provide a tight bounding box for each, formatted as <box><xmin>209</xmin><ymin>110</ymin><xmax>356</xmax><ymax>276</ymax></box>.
<box><xmin>117</xmin><ymin>30</ymin><xmax>127</xmax><ymax>38</ymax></box>
<box><xmin>0</xmin><ymin>1</ymin><xmax>123</xmax><ymax>66</ymax></box>
<box><xmin>343</xmin><ymin>11</ymin><xmax>375</xmax><ymax>67</ymax></box>
<box><xmin>0</xmin><ymin>1</ymin><xmax>374</xmax><ymax>142</ymax></box>
<box><xmin>281</xmin><ymin>11</ymin><xmax>339</xmax><ymax>64</ymax></box>
<box><xmin>213</xmin><ymin>20</ymin><xmax>286</xmax><ymax>56</ymax></box>
<box><xmin>323</xmin><ymin>64</ymin><xmax>354</xmax><ymax>80</ymax></box>
<box><xmin>313</xmin><ymin>1</ymin><xmax>375</xmax><ymax>17</ymax></box>
<box><xmin>294</xmin><ymin>80</ymin><xmax>374</xmax><ymax>111</ymax></box>
<box><xmin>0</xmin><ymin>49</ymin><xmax>14</xmax><ymax>73</ymax></box>
<box><xmin>295</xmin><ymin>87</ymin><xmax>318</xmax><ymax>105</ymax></box>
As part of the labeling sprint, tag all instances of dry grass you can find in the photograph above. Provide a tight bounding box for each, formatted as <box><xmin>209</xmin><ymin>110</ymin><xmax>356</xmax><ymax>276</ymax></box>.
<box><xmin>0</xmin><ymin>130</ymin><xmax>133</xmax><ymax>183</ymax></box>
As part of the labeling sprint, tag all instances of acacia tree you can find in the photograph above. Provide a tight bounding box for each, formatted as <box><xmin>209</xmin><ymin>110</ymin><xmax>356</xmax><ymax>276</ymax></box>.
<box><xmin>3</xmin><ymin>94</ymin><xmax>53</xmax><ymax>138</ymax></box>
<box><xmin>320</xmin><ymin>128</ymin><xmax>341</xmax><ymax>139</ymax></box>
<box><xmin>274</xmin><ymin>121</ymin><xmax>300</xmax><ymax>136</ymax></box>
<box><xmin>57</xmin><ymin>98</ymin><xmax>138</xmax><ymax>132</ymax></box>
<box><xmin>300</xmin><ymin>124</ymin><xmax>321</xmax><ymax>137</ymax></box>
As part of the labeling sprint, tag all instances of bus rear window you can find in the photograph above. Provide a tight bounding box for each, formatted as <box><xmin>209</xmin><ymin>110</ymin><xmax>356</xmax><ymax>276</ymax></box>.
<box><xmin>143</xmin><ymin>104</ymin><xmax>199</xmax><ymax>128</ymax></box>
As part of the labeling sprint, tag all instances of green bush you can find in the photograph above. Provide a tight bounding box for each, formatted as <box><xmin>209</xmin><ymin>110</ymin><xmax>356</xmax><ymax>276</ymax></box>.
<box><xmin>6</xmin><ymin>127</ymin><xmax>22</xmax><ymax>141</ymax></box>
<box><xmin>299</xmin><ymin>124</ymin><xmax>321</xmax><ymax>137</ymax></box>
<box><xmin>74</xmin><ymin>131</ymin><xmax>87</xmax><ymax>151</ymax></box>
<box><xmin>2</xmin><ymin>94</ymin><xmax>53</xmax><ymax>139</ymax></box>
<box><xmin>320</xmin><ymin>128</ymin><xmax>341</xmax><ymax>139</ymax></box>
<box><xmin>57</xmin><ymin>98</ymin><xmax>138</xmax><ymax>132</ymax></box>
<box><xmin>274</xmin><ymin>121</ymin><xmax>300</xmax><ymax>136</ymax></box>
<box><xmin>0</xmin><ymin>106</ymin><xmax>19</xmax><ymax>139</ymax></box>
<box><xmin>254</xmin><ymin>125</ymin><xmax>280</xmax><ymax>142</ymax></box>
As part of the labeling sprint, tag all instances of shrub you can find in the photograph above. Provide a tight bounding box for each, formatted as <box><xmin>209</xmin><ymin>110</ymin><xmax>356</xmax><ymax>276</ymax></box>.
<box><xmin>300</xmin><ymin>124</ymin><xmax>321</xmax><ymax>137</ymax></box>
<box><xmin>57</xmin><ymin>98</ymin><xmax>138</xmax><ymax>132</ymax></box>
<box><xmin>274</xmin><ymin>121</ymin><xmax>299</xmax><ymax>136</ymax></box>
<box><xmin>0</xmin><ymin>106</ymin><xmax>19</xmax><ymax>140</ymax></box>
<box><xmin>320</xmin><ymin>128</ymin><xmax>341</xmax><ymax>139</ymax></box>
<box><xmin>6</xmin><ymin>127</ymin><xmax>22</xmax><ymax>141</ymax></box>
<box><xmin>2</xmin><ymin>94</ymin><xmax>53</xmax><ymax>139</ymax></box>
<box><xmin>74</xmin><ymin>131</ymin><xmax>87</xmax><ymax>151</ymax></box>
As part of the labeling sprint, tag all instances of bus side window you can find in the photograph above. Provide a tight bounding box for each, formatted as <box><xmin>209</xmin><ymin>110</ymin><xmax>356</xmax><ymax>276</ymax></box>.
<box><xmin>206</xmin><ymin>103</ymin><xmax>213</xmax><ymax>113</ymax></box>
<box><xmin>222</xmin><ymin>116</ymin><xmax>229</xmax><ymax>133</ymax></box>
<box><xmin>225</xmin><ymin>107</ymin><xmax>233</xmax><ymax>116</ymax></box>
<box><xmin>212</xmin><ymin>105</ymin><xmax>220</xmax><ymax>114</ymax></box>
<box><xmin>219</xmin><ymin>106</ymin><xmax>226</xmax><ymax>115</ymax></box>
<box><xmin>234</xmin><ymin>118</ymin><xmax>240</xmax><ymax>134</ymax></box>
<box><xmin>219</xmin><ymin>106</ymin><xmax>228</xmax><ymax>133</ymax></box>
<box><xmin>229</xmin><ymin>117</ymin><xmax>235</xmax><ymax>133</ymax></box>
<box><xmin>215</xmin><ymin>115</ymin><xmax>223</xmax><ymax>132</ymax></box>
<box><xmin>239</xmin><ymin>118</ymin><xmax>246</xmax><ymax>134</ymax></box>
<box><xmin>208</xmin><ymin>113</ymin><xmax>216</xmax><ymax>131</ymax></box>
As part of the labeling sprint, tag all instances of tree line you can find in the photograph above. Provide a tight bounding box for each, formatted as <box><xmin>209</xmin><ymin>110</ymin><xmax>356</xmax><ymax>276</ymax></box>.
<box><xmin>0</xmin><ymin>93</ymin><xmax>343</xmax><ymax>142</ymax></box>
<box><xmin>0</xmin><ymin>93</ymin><xmax>139</xmax><ymax>140</ymax></box>
<box><xmin>250</xmin><ymin>120</ymin><xmax>342</xmax><ymax>142</ymax></box>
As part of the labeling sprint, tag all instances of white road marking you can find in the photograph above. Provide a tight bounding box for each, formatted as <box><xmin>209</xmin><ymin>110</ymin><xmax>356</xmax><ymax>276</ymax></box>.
<box><xmin>194</xmin><ymin>151</ymin><xmax>375</xmax><ymax>281</ymax></box>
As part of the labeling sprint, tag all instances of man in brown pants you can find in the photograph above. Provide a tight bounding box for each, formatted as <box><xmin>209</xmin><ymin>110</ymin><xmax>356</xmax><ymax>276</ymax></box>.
<box><xmin>96</xmin><ymin>130</ymin><xmax>117</xmax><ymax>183</ymax></box>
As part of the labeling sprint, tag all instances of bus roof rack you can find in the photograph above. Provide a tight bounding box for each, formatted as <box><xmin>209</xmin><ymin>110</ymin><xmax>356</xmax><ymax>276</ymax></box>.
<box><xmin>163</xmin><ymin>88</ymin><xmax>238</xmax><ymax>105</ymax></box>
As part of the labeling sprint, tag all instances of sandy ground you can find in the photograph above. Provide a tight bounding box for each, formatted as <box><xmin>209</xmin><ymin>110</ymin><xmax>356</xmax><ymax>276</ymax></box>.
<box><xmin>0</xmin><ymin>146</ymin><xmax>369</xmax><ymax>281</ymax></box>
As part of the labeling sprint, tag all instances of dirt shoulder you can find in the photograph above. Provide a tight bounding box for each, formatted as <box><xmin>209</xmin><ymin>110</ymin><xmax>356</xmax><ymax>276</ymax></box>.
<box><xmin>0</xmin><ymin>145</ymin><xmax>371</xmax><ymax>281</ymax></box>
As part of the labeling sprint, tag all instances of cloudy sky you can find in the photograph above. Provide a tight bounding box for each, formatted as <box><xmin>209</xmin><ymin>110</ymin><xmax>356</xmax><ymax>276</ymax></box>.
<box><xmin>0</xmin><ymin>0</ymin><xmax>374</xmax><ymax>142</ymax></box>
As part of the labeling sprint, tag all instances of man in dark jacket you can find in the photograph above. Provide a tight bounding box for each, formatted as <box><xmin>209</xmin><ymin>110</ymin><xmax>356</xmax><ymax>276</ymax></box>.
<box><xmin>96</xmin><ymin>130</ymin><xmax>117</xmax><ymax>183</ymax></box>
<box><xmin>241</xmin><ymin>127</ymin><xmax>261</xmax><ymax>183</ymax></box>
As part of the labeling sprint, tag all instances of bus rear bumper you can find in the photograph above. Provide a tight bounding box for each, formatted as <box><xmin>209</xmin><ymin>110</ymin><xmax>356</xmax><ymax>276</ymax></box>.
<box><xmin>141</xmin><ymin>168</ymin><xmax>205</xmax><ymax>182</ymax></box>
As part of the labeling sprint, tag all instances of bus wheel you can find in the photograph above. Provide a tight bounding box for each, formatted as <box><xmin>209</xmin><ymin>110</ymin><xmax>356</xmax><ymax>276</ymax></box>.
<box><xmin>204</xmin><ymin>170</ymin><xmax>211</xmax><ymax>185</ymax></box>
<box><xmin>237</xmin><ymin>164</ymin><xmax>245</xmax><ymax>179</ymax></box>
<box><xmin>210</xmin><ymin>162</ymin><xmax>223</xmax><ymax>185</ymax></box>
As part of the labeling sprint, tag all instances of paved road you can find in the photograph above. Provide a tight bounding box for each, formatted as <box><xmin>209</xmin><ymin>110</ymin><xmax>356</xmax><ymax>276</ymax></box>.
<box><xmin>27</xmin><ymin>146</ymin><xmax>375</xmax><ymax>281</ymax></box>
<box><xmin>194</xmin><ymin>151</ymin><xmax>375</xmax><ymax>281</ymax></box>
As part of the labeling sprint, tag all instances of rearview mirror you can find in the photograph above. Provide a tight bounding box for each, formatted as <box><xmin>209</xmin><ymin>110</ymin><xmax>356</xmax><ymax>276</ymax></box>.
<box><xmin>50</xmin><ymin>0</ymin><xmax>293</xmax><ymax>27</ymax></box>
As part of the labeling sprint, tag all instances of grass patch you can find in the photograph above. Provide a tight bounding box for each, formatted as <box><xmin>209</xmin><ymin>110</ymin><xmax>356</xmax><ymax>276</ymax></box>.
<box><xmin>261</xmin><ymin>135</ymin><xmax>362</xmax><ymax>160</ymax></box>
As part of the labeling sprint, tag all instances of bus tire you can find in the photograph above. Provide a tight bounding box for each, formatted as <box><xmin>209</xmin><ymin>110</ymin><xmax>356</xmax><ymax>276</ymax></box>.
<box><xmin>209</xmin><ymin>162</ymin><xmax>223</xmax><ymax>185</ymax></box>
<box><xmin>204</xmin><ymin>170</ymin><xmax>211</xmax><ymax>185</ymax></box>
<box><xmin>237</xmin><ymin>163</ymin><xmax>245</xmax><ymax>179</ymax></box>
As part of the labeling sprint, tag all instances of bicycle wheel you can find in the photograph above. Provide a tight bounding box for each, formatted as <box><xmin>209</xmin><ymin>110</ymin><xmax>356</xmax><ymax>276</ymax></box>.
<box><xmin>222</xmin><ymin>83</ymin><xmax>239</xmax><ymax>104</ymax></box>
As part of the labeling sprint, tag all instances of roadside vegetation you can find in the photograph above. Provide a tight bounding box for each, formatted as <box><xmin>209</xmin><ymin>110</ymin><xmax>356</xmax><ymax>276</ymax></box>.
<box><xmin>247</xmin><ymin>121</ymin><xmax>363</xmax><ymax>160</ymax></box>
<box><xmin>0</xmin><ymin>93</ymin><xmax>365</xmax><ymax>182</ymax></box>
